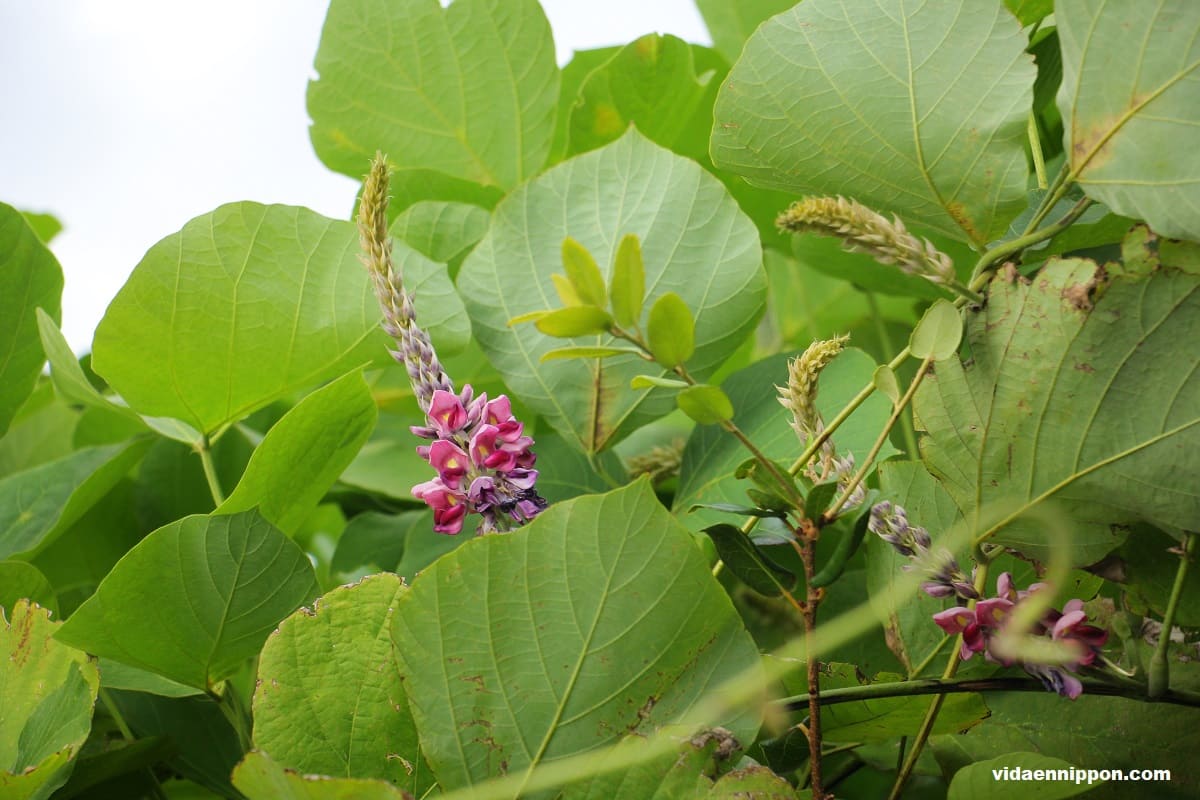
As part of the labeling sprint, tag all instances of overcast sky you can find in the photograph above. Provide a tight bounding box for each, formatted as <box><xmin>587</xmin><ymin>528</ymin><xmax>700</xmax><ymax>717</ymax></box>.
<box><xmin>0</xmin><ymin>1</ymin><xmax>711</xmax><ymax>351</ymax></box>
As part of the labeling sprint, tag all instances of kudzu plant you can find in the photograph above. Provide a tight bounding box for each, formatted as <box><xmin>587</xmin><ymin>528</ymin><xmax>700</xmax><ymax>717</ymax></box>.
<box><xmin>2</xmin><ymin>1</ymin><xmax>1198</xmax><ymax>799</ymax></box>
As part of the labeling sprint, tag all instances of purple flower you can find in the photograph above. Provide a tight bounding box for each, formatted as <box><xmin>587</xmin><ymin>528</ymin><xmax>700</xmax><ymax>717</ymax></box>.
<box><xmin>409</xmin><ymin>383</ymin><xmax>547</xmax><ymax>535</ymax></box>
<box><xmin>1024</xmin><ymin>664</ymin><xmax>1084</xmax><ymax>700</ymax></box>
<box><xmin>932</xmin><ymin>605</ymin><xmax>1006</xmax><ymax>660</ymax></box>
<box><xmin>930</xmin><ymin>572</ymin><xmax>1108</xmax><ymax>699</ymax></box>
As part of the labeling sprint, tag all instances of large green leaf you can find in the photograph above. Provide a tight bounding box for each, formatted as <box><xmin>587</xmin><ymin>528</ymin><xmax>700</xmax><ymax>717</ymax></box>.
<box><xmin>915</xmin><ymin>258</ymin><xmax>1200</xmax><ymax>564</ymax></box>
<box><xmin>253</xmin><ymin>574</ymin><xmax>433</xmax><ymax>796</ymax></box>
<box><xmin>30</xmin><ymin>480</ymin><xmax>147</xmax><ymax>619</ymax></box>
<box><xmin>232</xmin><ymin>752</ymin><xmax>412</xmax><ymax>800</ymax></box>
<box><xmin>1057</xmin><ymin>0</ymin><xmax>1200</xmax><ymax>241</ymax></box>
<box><xmin>948</xmin><ymin>752</ymin><xmax>1099</xmax><ymax>800</ymax></box>
<box><xmin>18</xmin><ymin>211</ymin><xmax>62</xmax><ymax>246</ymax></box>
<box><xmin>934</xmin><ymin>692</ymin><xmax>1198</xmax><ymax>799</ymax></box>
<box><xmin>92</xmin><ymin>203</ymin><xmax>389</xmax><ymax>436</ymax></box>
<box><xmin>567</xmin><ymin>35</ymin><xmax>723</xmax><ymax>163</ymax></box>
<box><xmin>0</xmin><ymin>441</ymin><xmax>150</xmax><ymax>561</ymax></box>
<box><xmin>694</xmin><ymin>0</ymin><xmax>798</xmax><ymax>63</ymax></box>
<box><xmin>308</xmin><ymin>0</ymin><xmax>558</xmax><ymax>191</ymax></box>
<box><xmin>218</xmin><ymin>370</ymin><xmax>377</xmax><ymax>534</ymax></box>
<box><xmin>389</xmin><ymin>201</ymin><xmax>489</xmax><ymax>276</ymax></box>
<box><xmin>56</xmin><ymin>511</ymin><xmax>320</xmax><ymax>689</ymax></box>
<box><xmin>0</xmin><ymin>203</ymin><xmax>63</xmax><ymax>437</ymax></box>
<box><xmin>675</xmin><ymin>349</ymin><xmax>897</xmax><ymax>532</ymax></box>
<box><xmin>711</xmin><ymin>0</ymin><xmax>1034</xmax><ymax>245</ymax></box>
<box><xmin>458</xmin><ymin>129</ymin><xmax>766</xmax><ymax>452</ymax></box>
<box><xmin>391</xmin><ymin>480</ymin><xmax>762</xmax><ymax>790</ymax></box>
<box><xmin>1</xmin><ymin>600</ymin><xmax>99</xmax><ymax>800</ymax></box>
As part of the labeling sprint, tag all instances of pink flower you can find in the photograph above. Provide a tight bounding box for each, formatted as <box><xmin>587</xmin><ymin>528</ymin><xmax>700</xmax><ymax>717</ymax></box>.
<box><xmin>932</xmin><ymin>607</ymin><xmax>989</xmax><ymax>660</ymax></box>
<box><xmin>1050</xmin><ymin>600</ymin><xmax>1108</xmax><ymax>667</ymax></box>
<box><xmin>412</xmin><ymin>478</ymin><xmax>468</xmax><ymax>534</ymax></box>
<box><xmin>427</xmin><ymin>390</ymin><xmax>468</xmax><ymax>437</ymax></box>
<box><xmin>427</xmin><ymin>440</ymin><xmax>470</xmax><ymax>488</ymax></box>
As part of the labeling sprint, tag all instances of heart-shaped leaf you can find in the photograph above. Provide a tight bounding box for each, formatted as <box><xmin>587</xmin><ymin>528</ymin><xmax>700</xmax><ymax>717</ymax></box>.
<box><xmin>56</xmin><ymin>510</ymin><xmax>320</xmax><ymax>689</ymax></box>
<box><xmin>92</xmin><ymin>203</ymin><xmax>390</xmax><ymax>436</ymax></box>
<box><xmin>458</xmin><ymin>129</ymin><xmax>765</xmax><ymax>452</ymax></box>
<box><xmin>391</xmin><ymin>480</ymin><xmax>762</xmax><ymax>790</ymax></box>
<box><xmin>308</xmin><ymin>0</ymin><xmax>558</xmax><ymax>193</ymax></box>
<box><xmin>1057</xmin><ymin>0</ymin><xmax>1200</xmax><ymax>241</ymax></box>
<box><xmin>711</xmin><ymin>0</ymin><xmax>1034</xmax><ymax>245</ymax></box>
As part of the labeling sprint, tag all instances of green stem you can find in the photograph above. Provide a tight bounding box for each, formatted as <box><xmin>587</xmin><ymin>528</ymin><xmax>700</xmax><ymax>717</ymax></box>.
<box><xmin>99</xmin><ymin>688</ymin><xmax>169</xmax><ymax>800</ymax></box>
<box><xmin>789</xmin><ymin>347</ymin><xmax>912</xmax><ymax>480</ymax></box>
<box><xmin>774</xmin><ymin>675</ymin><xmax>1200</xmax><ymax>711</ymax></box>
<box><xmin>865</xmin><ymin>293</ymin><xmax>919</xmax><ymax>459</ymax></box>
<box><xmin>1028</xmin><ymin>112</ymin><xmax>1048</xmax><ymax>189</ymax></box>
<box><xmin>1023</xmin><ymin>162</ymin><xmax>1071</xmax><ymax>236</ymax></box>
<box><xmin>909</xmin><ymin>634</ymin><xmax>952</xmax><ymax>679</ymax></box>
<box><xmin>198</xmin><ymin>437</ymin><xmax>225</xmax><ymax>506</ymax></box>
<box><xmin>209</xmin><ymin>685</ymin><xmax>251</xmax><ymax>752</ymax></box>
<box><xmin>1149</xmin><ymin>532</ymin><xmax>1197</xmax><ymax>698</ymax></box>
<box><xmin>967</xmin><ymin>196</ymin><xmax>1094</xmax><ymax>287</ymax></box>
<box><xmin>887</xmin><ymin>559</ymin><xmax>991</xmax><ymax>799</ymax></box>
<box><xmin>824</xmin><ymin>357</ymin><xmax>933</xmax><ymax>521</ymax></box>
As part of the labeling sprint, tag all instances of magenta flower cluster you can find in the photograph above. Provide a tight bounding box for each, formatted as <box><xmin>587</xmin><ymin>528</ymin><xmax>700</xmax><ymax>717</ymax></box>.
<box><xmin>870</xmin><ymin>500</ymin><xmax>1108</xmax><ymax>699</ymax></box>
<box><xmin>411</xmin><ymin>385</ymin><xmax>547</xmax><ymax>535</ymax></box>
<box><xmin>932</xmin><ymin>572</ymin><xmax>1108</xmax><ymax>699</ymax></box>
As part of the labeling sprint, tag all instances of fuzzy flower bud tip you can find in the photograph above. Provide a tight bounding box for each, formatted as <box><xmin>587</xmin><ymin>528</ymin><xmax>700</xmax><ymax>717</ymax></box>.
<box><xmin>358</xmin><ymin>152</ymin><xmax>453</xmax><ymax>412</ymax></box>
<box><xmin>777</xmin><ymin>196</ymin><xmax>955</xmax><ymax>286</ymax></box>
<box><xmin>778</xmin><ymin>335</ymin><xmax>848</xmax><ymax>442</ymax></box>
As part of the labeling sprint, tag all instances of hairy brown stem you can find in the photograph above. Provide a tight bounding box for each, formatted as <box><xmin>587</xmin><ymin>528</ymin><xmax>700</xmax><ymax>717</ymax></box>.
<box><xmin>799</xmin><ymin>518</ymin><xmax>830</xmax><ymax>800</ymax></box>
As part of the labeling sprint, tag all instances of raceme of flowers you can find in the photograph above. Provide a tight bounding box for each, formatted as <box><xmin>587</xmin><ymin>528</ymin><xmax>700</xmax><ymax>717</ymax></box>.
<box><xmin>358</xmin><ymin>152</ymin><xmax>546</xmax><ymax>535</ymax></box>
<box><xmin>870</xmin><ymin>501</ymin><xmax>1108</xmax><ymax>699</ymax></box>
<box><xmin>411</xmin><ymin>387</ymin><xmax>546</xmax><ymax>535</ymax></box>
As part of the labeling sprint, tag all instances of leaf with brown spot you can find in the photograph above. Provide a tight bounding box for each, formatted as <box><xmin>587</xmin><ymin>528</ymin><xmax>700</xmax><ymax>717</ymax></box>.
<box><xmin>1</xmin><ymin>601</ymin><xmax>99</xmax><ymax>798</ymax></box>
<box><xmin>1058</xmin><ymin>0</ymin><xmax>1200</xmax><ymax>240</ymax></box>
<box><xmin>915</xmin><ymin>257</ymin><xmax>1200</xmax><ymax>564</ymax></box>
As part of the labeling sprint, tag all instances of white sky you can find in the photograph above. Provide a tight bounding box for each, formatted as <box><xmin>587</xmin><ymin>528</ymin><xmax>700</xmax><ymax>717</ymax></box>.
<box><xmin>0</xmin><ymin>1</ymin><xmax>711</xmax><ymax>351</ymax></box>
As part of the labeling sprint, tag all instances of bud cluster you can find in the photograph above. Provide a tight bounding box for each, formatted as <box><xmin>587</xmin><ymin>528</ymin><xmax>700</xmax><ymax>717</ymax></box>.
<box><xmin>777</xmin><ymin>196</ymin><xmax>956</xmax><ymax>286</ymax></box>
